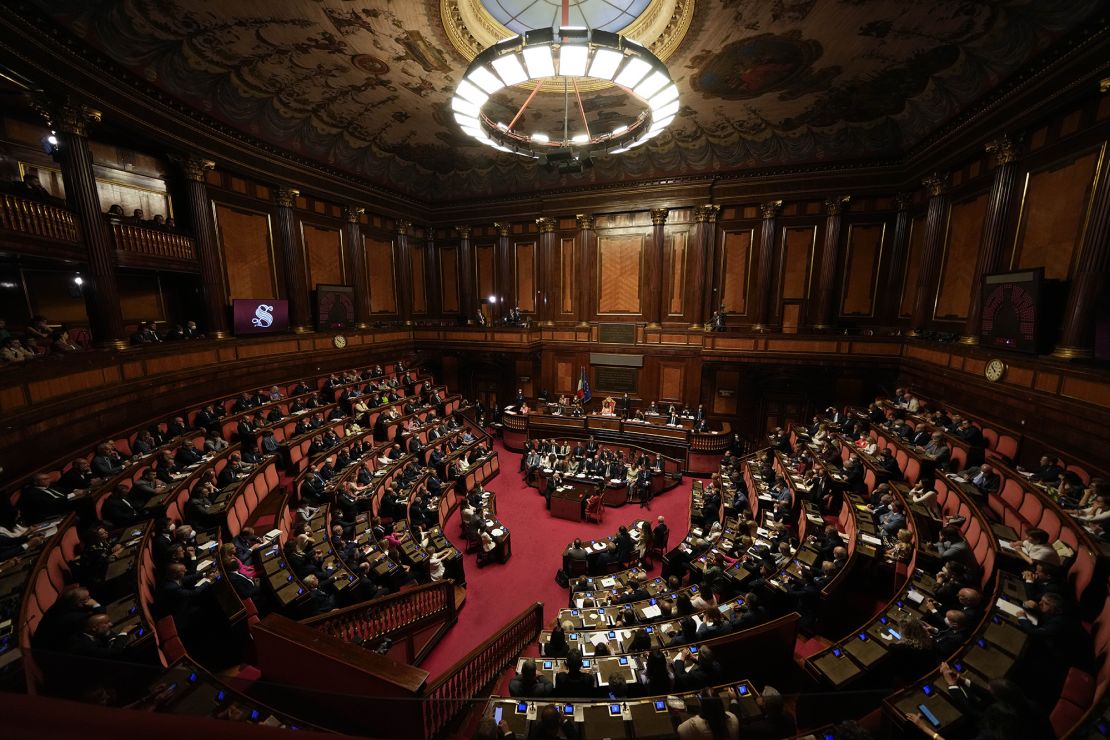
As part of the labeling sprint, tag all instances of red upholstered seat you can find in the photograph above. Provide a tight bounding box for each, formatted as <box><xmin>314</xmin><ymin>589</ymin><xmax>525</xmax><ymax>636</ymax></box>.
<box><xmin>980</xmin><ymin>427</ymin><xmax>999</xmax><ymax>450</ymax></box>
<box><xmin>1038</xmin><ymin>508</ymin><xmax>1062</xmax><ymax>542</ymax></box>
<box><xmin>1050</xmin><ymin>697</ymin><xmax>1086</xmax><ymax>737</ymax></box>
<box><xmin>1067</xmin><ymin>465</ymin><xmax>1091</xmax><ymax>485</ymax></box>
<box><xmin>903</xmin><ymin>457</ymin><xmax>921</xmax><ymax>486</ymax></box>
<box><xmin>155</xmin><ymin>615</ymin><xmax>187</xmax><ymax>667</ymax></box>
<box><xmin>995</xmin><ymin>435</ymin><xmax>1019</xmax><ymax>462</ymax></box>
<box><xmin>1018</xmin><ymin>495</ymin><xmax>1043</xmax><ymax>530</ymax></box>
<box><xmin>949</xmin><ymin>445</ymin><xmax>967</xmax><ymax>472</ymax></box>
<box><xmin>1062</xmin><ymin>667</ymin><xmax>1096</xmax><ymax>707</ymax></box>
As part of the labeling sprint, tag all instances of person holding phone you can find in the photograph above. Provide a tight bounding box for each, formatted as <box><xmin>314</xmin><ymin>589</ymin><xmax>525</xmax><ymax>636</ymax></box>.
<box><xmin>905</xmin><ymin>663</ymin><xmax>1051</xmax><ymax>740</ymax></box>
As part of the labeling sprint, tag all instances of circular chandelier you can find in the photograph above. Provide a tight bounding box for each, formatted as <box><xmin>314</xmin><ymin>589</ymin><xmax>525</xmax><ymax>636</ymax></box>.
<box><xmin>452</xmin><ymin>26</ymin><xmax>679</xmax><ymax>162</ymax></box>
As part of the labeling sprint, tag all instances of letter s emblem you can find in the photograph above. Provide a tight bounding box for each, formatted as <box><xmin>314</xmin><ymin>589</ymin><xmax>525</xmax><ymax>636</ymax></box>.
<box><xmin>251</xmin><ymin>304</ymin><xmax>274</xmax><ymax>328</ymax></box>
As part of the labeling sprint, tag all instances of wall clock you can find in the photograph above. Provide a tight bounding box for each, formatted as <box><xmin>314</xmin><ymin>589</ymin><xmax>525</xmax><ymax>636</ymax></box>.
<box><xmin>984</xmin><ymin>358</ymin><xmax>1006</xmax><ymax>382</ymax></box>
<box><xmin>333</xmin><ymin>334</ymin><xmax>347</xmax><ymax>349</ymax></box>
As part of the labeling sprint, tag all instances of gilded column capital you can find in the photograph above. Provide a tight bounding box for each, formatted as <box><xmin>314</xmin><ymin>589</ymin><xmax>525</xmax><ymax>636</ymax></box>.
<box><xmin>396</xmin><ymin>220</ymin><xmax>411</xmax><ymax>236</ymax></box>
<box><xmin>694</xmin><ymin>204</ymin><xmax>721</xmax><ymax>223</ymax></box>
<box><xmin>760</xmin><ymin>200</ymin><xmax>783</xmax><ymax>220</ymax></box>
<box><xmin>171</xmin><ymin>154</ymin><xmax>215</xmax><ymax>182</ymax></box>
<box><xmin>274</xmin><ymin>187</ymin><xmax>299</xmax><ymax>208</ymax></box>
<box><xmin>31</xmin><ymin>96</ymin><xmax>102</xmax><ymax>137</ymax></box>
<box><xmin>922</xmin><ymin>173</ymin><xmax>949</xmax><ymax>198</ymax></box>
<box><xmin>985</xmin><ymin>134</ymin><xmax>1017</xmax><ymax>166</ymax></box>
<box><xmin>1100</xmin><ymin>77</ymin><xmax>1109</xmax><ymax>94</ymax></box>
<box><xmin>650</xmin><ymin>207</ymin><xmax>669</xmax><ymax>226</ymax></box>
<box><xmin>455</xmin><ymin>225</ymin><xmax>472</xmax><ymax>238</ymax></box>
<box><xmin>494</xmin><ymin>221</ymin><xmax>512</xmax><ymax>236</ymax></box>
<box><xmin>824</xmin><ymin>195</ymin><xmax>851</xmax><ymax>217</ymax></box>
<box><xmin>575</xmin><ymin>214</ymin><xmax>594</xmax><ymax>231</ymax></box>
<box><xmin>535</xmin><ymin>217</ymin><xmax>556</xmax><ymax>233</ymax></box>
<box><xmin>343</xmin><ymin>206</ymin><xmax>364</xmax><ymax>223</ymax></box>
<box><xmin>895</xmin><ymin>192</ymin><xmax>913</xmax><ymax>212</ymax></box>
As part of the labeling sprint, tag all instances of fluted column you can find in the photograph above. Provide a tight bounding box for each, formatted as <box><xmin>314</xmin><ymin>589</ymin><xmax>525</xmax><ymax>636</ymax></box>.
<box><xmin>813</xmin><ymin>196</ymin><xmax>851</xmax><ymax>330</ymax></box>
<box><xmin>910</xmin><ymin>174</ymin><xmax>950</xmax><ymax>332</ymax></box>
<box><xmin>456</xmin><ymin>225</ymin><xmax>475</xmax><ymax>323</ymax></box>
<box><xmin>274</xmin><ymin>187</ymin><xmax>310</xmax><ymax>333</ymax></box>
<box><xmin>1054</xmin><ymin>143</ymin><xmax>1110</xmax><ymax>358</ymax></box>
<box><xmin>425</xmin><ymin>227</ymin><xmax>441</xmax><ymax>318</ymax></box>
<box><xmin>884</xmin><ymin>193</ymin><xmax>913</xmax><ymax>323</ymax></box>
<box><xmin>647</xmin><ymin>208</ymin><xmax>668</xmax><ymax>328</ymax></box>
<box><xmin>753</xmin><ymin>200</ymin><xmax>782</xmax><ymax>331</ymax></box>
<box><xmin>173</xmin><ymin>156</ymin><xmax>229</xmax><ymax>338</ymax></box>
<box><xmin>536</xmin><ymin>217</ymin><xmax>557</xmax><ymax>326</ymax></box>
<box><xmin>343</xmin><ymin>206</ymin><xmax>369</xmax><ymax>328</ymax></box>
<box><xmin>693</xmin><ymin>204</ymin><xmax>721</xmax><ymax>329</ymax></box>
<box><xmin>395</xmin><ymin>220</ymin><xmax>413</xmax><ymax>325</ymax></box>
<box><xmin>961</xmin><ymin>136</ymin><xmax>1019</xmax><ymax>343</ymax></box>
<box><xmin>576</xmin><ymin>214</ymin><xmax>595</xmax><ymax>327</ymax></box>
<box><xmin>494</xmin><ymin>222</ymin><xmax>514</xmax><ymax>321</ymax></box>
<box><xmin>38</xmin><ymin>101</ymin><xmax>127</xmax><ymax>348</ymax></box>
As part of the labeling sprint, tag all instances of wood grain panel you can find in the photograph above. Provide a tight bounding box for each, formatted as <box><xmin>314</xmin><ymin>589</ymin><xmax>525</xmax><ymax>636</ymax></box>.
<box><xmin>713</xmin><ymin>370</ymin><xmax>738</xmax><ymax>415</ymax></box>
<box><xmin>668</xmin><ymin>231</ymin><xmax>687</xmax><ymax>316</ymax></box>
<box><xmin>840</xmin><ymin>223</ymin><xmax>884</xmax><ymax>316</ymax></box>
<box><xmin>117</xmin><ymin>273</ymin><xmax>163</xmax><ymax>322</ymax></box>
<box><xmin>560</xmin><ymin>238</ymin><xmax>575</xmax><ymax>315</ymax></box>
<box><xmin>365</xmin><ymin>237</ymin><xmax>397</xmax><ymax>314</ymax></box>
<box><xmin>659</xmin><ymin>363</ymin><xmax>684</xmax><ymax>402</ymax></box>
<box><xmin>24</xmin><ymin>269</ymin><xmax>91</xmax><ymax>323</ymax></box>
<box><xmin>214</xmin><ymin>203</ymin><xmax>275</xmax><ymax>299</ymax></box>
<box><xmin>475</xmin><ymin>244</ymin><xmax>496</xmax><ymax>299</ymax></box>
<box><xmin>302</xmin><ymin>223</ymin><xmax>343</xmax><ymax>290</ymax></box>
<box><xmin>1014</xmin><ymin>148</ymin><xmax>1101</xmax><ymax>279</ymax></box>
<box><xmin>936</xmin><ymin>193</ymin><xmax>988</xmax><ymax>319</ymax></box>
<box><xmin>720</xmin><ymin>230</ymin><xmax>752</xmax><ymax>315</ymax></box>
<box><xmin>597</xmin><ymin>234</ymin><xmax>643</xmax><ymax>314</ymax></box>
<box><xmin>410</xmin><ymin>248</ymin><xmax>426</xmax><ymax>314</ymax></box>
<box><xmin>781</xmin><ymin>226</ymin><xmax>816</xmax><ymax>300</ymax></box>
<box><xmin>440</xmin><ymin>246</ymin><xmax>459</xmax><ymax>313</ymax></box>
<box><xmin>556</xmin><ymin>360</ymin><xmax>573</xmax><ymax>394</ymax></box>
<box><xmin>899</xmin><ymin>216</ymin><xmax>926</xmax><ymax>317</ymax></box>
<box><xmin>515</xmin><ymin>242</ymin><xmax>536</xmax><ymax>313</ymax></box>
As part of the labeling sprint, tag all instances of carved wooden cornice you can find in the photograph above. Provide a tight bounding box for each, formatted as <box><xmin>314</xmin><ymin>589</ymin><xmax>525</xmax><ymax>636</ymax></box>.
<box><xmin>274</xmin><ymin>187</ymin><xmax>299</xmax><ymax>208</ymax></box>
<box><xmin>30</xmin><ymin>95</ymin><xmax>102</xmax><ymax>137</ymax></box>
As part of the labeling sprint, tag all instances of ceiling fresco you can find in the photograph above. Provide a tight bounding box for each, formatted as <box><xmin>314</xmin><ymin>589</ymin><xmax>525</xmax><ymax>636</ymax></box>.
<box><xmin>30</xmin><ymin>0</ymin><xmax>1102</xmax><ymax>202</ymax></box>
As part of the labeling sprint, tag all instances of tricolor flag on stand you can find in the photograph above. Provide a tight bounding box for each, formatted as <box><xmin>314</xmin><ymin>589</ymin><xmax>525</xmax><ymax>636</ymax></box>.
<box><xmin>576</xmin><ymin>367</ymin><xmax>592</xmax><ymax>403</ymax></box>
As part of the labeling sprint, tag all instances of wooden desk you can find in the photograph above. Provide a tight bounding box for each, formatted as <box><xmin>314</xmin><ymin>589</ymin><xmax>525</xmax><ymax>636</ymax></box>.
<box><xmin>551</xmin><ymin>487</ymin><xmax>589</xmax><ymax>521</ymax></box>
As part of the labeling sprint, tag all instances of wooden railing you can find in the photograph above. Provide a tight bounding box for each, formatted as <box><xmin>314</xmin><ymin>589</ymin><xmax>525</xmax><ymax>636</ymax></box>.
<box><xmin>302</xmin><ymin>581</ymin><xmax>458</xmax><ymax>665</ymax></box>
<box><xmin>421</xmin><ymin>601</ymin><xmax>544</xmax><ymax>738</ymax></box>
<box><xmin>0</xmin><ymin>193</ymin><xmax>78</xmax><ymax>242</ymax></box>
<box><xmin>110</xmin><ymin>220</ymin><xmax>196</xmax><ymax>260</ymax></box>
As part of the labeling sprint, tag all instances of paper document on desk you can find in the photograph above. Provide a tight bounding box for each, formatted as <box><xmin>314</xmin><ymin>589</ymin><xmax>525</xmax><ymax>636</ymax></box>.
<box><xmin>196</xmin><ymin>559</ymin><xmax>214</xmax><ymax>572</ymax></box>
<box><xmin>860</xmin><ymin>533</ymin><xmax>882</xmax><ymax>546</ymax></box>
<box><xmin>906</xmin><ymin>589</ymin><xmax>925</xmax><ymax>604</ymax></box>
<box><xmin>601</xmin><ymin>578</ymin><xmax>616</xmax><ymax>588</ymax></box>
<box><xmin>593</xmin><ymin>542</ymin><xmax>607</xmax><ymax>551</ymax></box>
<box><xmin>589</xmin><ymin>632</ymin><xmax>609</xmax><ymax>646</ymax></box>
<box><xmin>996</xmin><ymin>599</ymin><xmax>1024</xmax><ymax>619</ymax></box>
<box><xmin>999</xmin><ymin>540</ymin><xmax>1016</xmax><ymax>552</ymax></box>
<box><xmin>490</xmin><ymin>529</ymin><xmax>504</xmax><ymax>537</ymax></box>
<box><xmin>641</xmin><ymin>604</ymin><xmax>662</xmax><ymax>618</ymax></box>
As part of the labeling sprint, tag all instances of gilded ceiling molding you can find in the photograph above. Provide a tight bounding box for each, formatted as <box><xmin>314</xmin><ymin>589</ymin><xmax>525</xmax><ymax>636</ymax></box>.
<box><xmin>31</xmin><ymin>96</ymin><xmax>101</xmax><ymax>137</ymax></box>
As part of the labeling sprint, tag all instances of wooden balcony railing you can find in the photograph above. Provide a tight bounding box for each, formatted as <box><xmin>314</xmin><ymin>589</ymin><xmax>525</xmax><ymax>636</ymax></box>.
<box><xmin>302</xmin><ymin>581</ymin><xmax>458</xmax><ymax>665</ymax></box>
<box><xmin>110</xmin><ymin>220</ymin><xmax>196</xmax><ymax>261</ymax></box>
<box><xmin>422</xmin><ymin>601</ymin><xmax>544</xmax><ymax>738</ymax></box>
<box><xmin>0</xmin><ymin>193</ymin><xmax>79</xmax><ymax>242</ymax></box>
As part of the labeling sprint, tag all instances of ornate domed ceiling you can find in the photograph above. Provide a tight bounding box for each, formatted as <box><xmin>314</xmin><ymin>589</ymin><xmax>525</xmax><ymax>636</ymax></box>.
<box><xmin>27</xmin><ymin>0</ymin><xmax>1103</xmax><ymax>203</ymax></box>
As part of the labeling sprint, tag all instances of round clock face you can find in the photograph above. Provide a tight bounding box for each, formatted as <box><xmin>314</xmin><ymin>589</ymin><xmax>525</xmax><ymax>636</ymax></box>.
<box><xmin>333</xmin><ymin>334</ymin><xmax>347</xmax><ymax>349</ymax></box>
<box><xmin>985</xmin><ymin>359</ymin><xmax>1005</xmax><ymax>382</ymax></box>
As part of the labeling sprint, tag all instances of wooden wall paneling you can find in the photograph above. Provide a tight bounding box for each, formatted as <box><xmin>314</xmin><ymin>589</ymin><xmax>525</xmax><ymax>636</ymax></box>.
<box><xmin>514</xmin><ymin>358</ymin><xmax>533</xmax><ymax>398</ymax></box>
<box><xmin>117</xmin><ymin>271</ymin><xmax>164</xmax><ymax>323</ymax></box>
<box><xmin>719</xmin><ymin>229</ymin><xmax>754</xmax><ymax>316</ymax></box>
<box><xmin>23</xmin><ymin>268</ymin><xmax>90</xmax><ymax>324</ymax></box>
<box><xmin>560</xmin><ymin>237</ymin><xmax>575</xmax><ymax>316</ymax></box>
<box><xmin>898</xmin><ymin>216</ymin><xmax>927</xmax><ymax>318</ymax></box>
<box><xmin>410</xmin><ymin>247</ymin><xmax>427</xmax><ymax>314</ymax></box>
<box><xmin>301</xmin><ymin>222</ymin><xmax>344</xmax><ymax>291</ymax></box>
<box><xmin>364</xmin><ymin>236</ymin><xmax>397</xmax><ymax>314</ymax></box>
<box><xmin>475</xmin><ymin>242</ymin><xmax>496</xmax><ymax>323</ymax></box>
<box><xmin>712</xmin><ymin>369</ymin><xmax>739</xmax><ymax>415</ymax></box>
<box><xmin>555</xmin><ymin>358</ymin><xmax>574</xmax><ymax>395</ymax></box>
<box><xmin>1011</xmin><ymin>147</ymin><xmax>1102</xmax><ymax>279</ymax></box>
<box><xmin>440</xmin><ymin>246</ymin><xmax>459</xmax><ymax>313</ymax></box>
<box><xmin>212</xmin><ymin>202</ymin><xmax>276</xmax><ymax>300</ymax></box>
<box><xmin>596</xmin><ymin>233</ymin><xmax>645</xmax><ymax>316</ymax></box>
<box><xmin>515</xmin><ymin>241</ymin><xmax>536</xmax><ymax>314</ymax></box>
<box><xmin>667</xmin><ymin>230</ymin><xmax>688</xmax><ymax>318</ymax></box>
<box><xmin>840</xmin><ymin>223</ymin><xmax>885</xmax><ymax>317</ymax></box>
<box><xmin>935</xmin><ymin>193</ymin><xmax>989</xmax><ymax>320</ymax></box>
<box><xmin>658</xmin><ymin>361</ymin><xmax>685</xmax><ymax>403</ymax></box>
<box><xmin>781</xmin><ymin>225</ymin><xmax>817</xmax><ymax>301</ymax></box>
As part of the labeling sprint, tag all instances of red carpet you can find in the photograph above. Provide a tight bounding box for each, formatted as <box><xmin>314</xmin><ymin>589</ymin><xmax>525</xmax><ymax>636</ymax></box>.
<box><xmin>420</xmin><ymin>440</ymin><xmax>694</xmax><ymax>677</ymax></box>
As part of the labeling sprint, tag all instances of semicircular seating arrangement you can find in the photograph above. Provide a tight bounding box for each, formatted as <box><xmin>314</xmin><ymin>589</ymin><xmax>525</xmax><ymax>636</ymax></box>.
<box><xmin>3</xmin><ymin>381</ymin><xmax>1109</xmax><ymax>739</ymax></box>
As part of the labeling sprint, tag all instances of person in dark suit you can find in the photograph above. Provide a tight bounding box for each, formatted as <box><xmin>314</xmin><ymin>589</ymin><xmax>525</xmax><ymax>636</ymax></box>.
<box><xmin>154</xmin><ymin>562</ymin><xmax>211</xmax><ymax>633</ymax></box>
<box><xmin>32</xmin><ymin>587</ymin><xmax>105</xmax><ymax>652</ymax></box>
<box><xmin>21</xmin><ymin>473</ymin><xmax>72</xmax><ymax>523</ymax></box>
<box><xmin>217</xmin><ymin>453</ymin><xmax>246</xmax><ymax>489</ymax></box>
<box><xmin>652</xmin><ymin>516</ymin><xmax>669</xmax><ymax>550</ymax></box>
<box><xmin>932</xmin><ymin>609</ymin><xmax>971</xmax><ymax>655</ymax></box>
<box><xmin>65</xmin><ymin>613</ymin><xmax>131</xmax><ymax>660</ymax></box>
<box><xmin>302</xmin><ymin>574</ymin><xmax>337</xmax><ymax>616</ymax></box>
<box><xmin>554</xmin><ymin>649</ymin><xmax>596</xmax><ymax>698</ymax></box>
<box><xmin>102</xmin><ymin>483</ymin><xmax>147</xmax><ymax>527</ymax></box>
<box><xmin>672</xmin><ymin>645</ymin><xmax>721</xmax><ymax>690</ymax></box>
<box><xmin>91</xmin><ymin>443</ymin><xmax>124</xmax><ymax>478</ymax></box>
<box><xmin>509</xmin><ymin>659</ymin><xmax>554</xmax><ymax>698</ymax></box>
<box><xmin>56</xmin><ymin>459</ymin><xmax>94</xmax><ymax>493</ymax></box>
